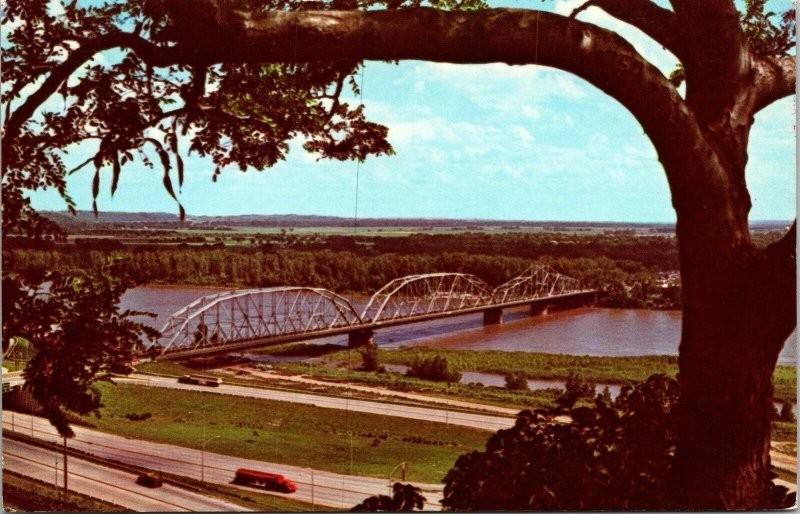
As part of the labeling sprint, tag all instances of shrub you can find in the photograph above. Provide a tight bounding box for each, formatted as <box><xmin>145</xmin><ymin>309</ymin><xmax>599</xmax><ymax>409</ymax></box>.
<box><xmin>124</xmin><ymin>412</ymin><xmax>152</xmax><ymax>421</ymax></box>
<box><xmin>359</xmin><ymin>343</ymin><xmax>383</xmax><ymax>372</ymax></box>
<box><xmin>778</xmin><ymin>402</ymin><xmax>796</xmax><ymax>423</ymax></box>
<box><xmin>352</xmin><ymin>483</ymin><xmax>426</xmax><ymax>511</ymax></box>
<box><xmin>556</xmin><ymin>372</ymin><xmax>597</xmax><ymax>408</ymax></box>
<box><xmin>444</xmin><ymin>375</ymin><xmax>680</xmax><ymax>510</ymax></box>
<box><xmin>406</xmin><ymin>355</ymin><xmax>461</xmax><ymax>383</ymax></box>
<box><xmin>504</xmin><ymin>372</ymin><xmax>529</xmax><ymax>391</ymax></box>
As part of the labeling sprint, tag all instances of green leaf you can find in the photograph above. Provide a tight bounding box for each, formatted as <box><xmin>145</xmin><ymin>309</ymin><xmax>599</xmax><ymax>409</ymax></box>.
<box><xmin>162</xmin><ymin>170</ymin><xmax>177</xmax><ymax>201</ymax></box>
<box><xmin>177</xmin><ymin>154</ymin><xmax>184</xmax><ymax>189</ymax></box>
<box><xmin>111</xmin><ymin>153</ymin><xmax>121</xmax><ymax>196</ymax></box>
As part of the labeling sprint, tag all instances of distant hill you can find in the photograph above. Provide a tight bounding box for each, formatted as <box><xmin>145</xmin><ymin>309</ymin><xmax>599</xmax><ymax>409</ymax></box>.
<box><xmin>39</xmin><ymin>210</ymin><xmax>790</xmax><ymax>233</ymax></box>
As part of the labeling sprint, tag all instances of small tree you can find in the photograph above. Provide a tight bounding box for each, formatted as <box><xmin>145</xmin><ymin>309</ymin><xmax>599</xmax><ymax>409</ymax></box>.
<box><xmin>351</xmin><ymin>482</ymin><xmax>426</xmax><ymax>512</ymax></box>
<box><xmin>2</xmin><ymin>259</ymin><xmax>158</xmax><ymax>436</ymax></box>
<box><xmin>778</xmin><ymin>402</ymin><xmax>796</xmax><ymax>423</ymax></box>
<box><xmin>556</xmin><ymin>373</ymin><xmax>597</xmax><ymax>409</ymax></box>
<box><xmin>406</xmin><ymin>355</ymin><xmax>461</xmax><ymax>383</ymax></box>
<box><xmin>359</xmin><ymin>342</ymin><xmax>382</xmax><ymax>372</ymax></box>
<box><xmin>504</xmin><ymin>372</ymin><xmax>529</xmax><ymax>391</ymax></box>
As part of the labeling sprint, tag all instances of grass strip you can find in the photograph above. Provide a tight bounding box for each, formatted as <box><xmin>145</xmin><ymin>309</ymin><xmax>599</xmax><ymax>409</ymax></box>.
<box><xmin>89</xmin><ymin>383</ymin><xmax>488</xmax><ymax>484</ymax></box>
<box><xmin>2</xmin><ymin>469</ymin><xmax>130</xmax><ymax>512</ymax></box>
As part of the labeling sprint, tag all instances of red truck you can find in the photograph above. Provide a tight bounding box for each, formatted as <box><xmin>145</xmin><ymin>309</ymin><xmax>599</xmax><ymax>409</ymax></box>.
<box><xmin>233</xmin><ymin>468</ymin><xmax>297</xmax><ymax>493</ymax></box>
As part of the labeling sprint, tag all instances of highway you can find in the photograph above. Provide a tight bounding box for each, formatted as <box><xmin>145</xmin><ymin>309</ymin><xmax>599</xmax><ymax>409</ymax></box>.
<box><xmin>3</xmin><ymin>438</ymin><xmax>248</xmax><ymax>512</ymax></box>
<box><xmin>3</xmin><ymin>412</ymin><xmax>444</xmax><ymax>510</ymax></box>
<box><xmin>116</xmin><ymin>375</ymin><xmax>798</xmax><ymax>484</ymax></box>
<box><xmin>119</xmin><ymin>373</ymin><xmax>517</xmax><ymax>432</ymax></box>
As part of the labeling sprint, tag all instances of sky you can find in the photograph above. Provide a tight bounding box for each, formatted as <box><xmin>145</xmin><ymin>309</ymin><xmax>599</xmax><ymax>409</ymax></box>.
<box><xmin>29</xmin><ymin>0</ymin><xmax>797</xmax><ymax>222</ymax></box>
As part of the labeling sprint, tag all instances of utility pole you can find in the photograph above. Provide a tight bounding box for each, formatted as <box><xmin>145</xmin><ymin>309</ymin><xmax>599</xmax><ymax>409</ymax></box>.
<box><xmin>201</xmin><ymin>435</ymin><xmax>220</xmax><ymax>484</ymax></box>
<box><xmin>54</xmin><ymin>455</ymin><xmax>60</xmax><ymax>504</ymax></box>
<box><xmin>63</xmin><ymin>437</ymin><xmax>68</xmax><ymax>499</ymax></box>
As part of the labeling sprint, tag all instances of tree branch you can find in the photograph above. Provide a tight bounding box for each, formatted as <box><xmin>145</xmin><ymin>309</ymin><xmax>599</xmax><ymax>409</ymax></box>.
<box><xmin>670</xmin><ymin>0</ymin><xmax>750</xmax><ymax>123</ymax></box>
<box><xmin>1</xmin><ymin>33</ymin><xmax>189</xmax><ymax>175</ymax></box>
<box><xmin>750</xmin><ymin>55</ymin><xmax>796</xmax><ymax>114</ymax></box>
<box><xmin>766</xmin><ymin>220</ymin><xmax>796</xmax><ymax>262</ymax></box>
<box><xmin>576</xmin><ymin>0</ymin><xmax>684</xmax><ymax>60</ymax></box>
<box><xmin>152</xmin><ymin>3</ymin><xmax>717</xmax><ymax>208</ymax></box>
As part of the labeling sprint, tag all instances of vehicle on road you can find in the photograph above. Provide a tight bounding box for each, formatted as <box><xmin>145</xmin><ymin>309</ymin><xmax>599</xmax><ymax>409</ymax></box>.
<box><xmin>233</xmin><ymin>468</ymin><xmax>297</xmax><ymax>493</ymax></box>
<box><xmin>177</xmin><ymin>374</ymin><xmax>222</xmax><ymax>387</ymax></box>
<box><xmin>136</xmin><ymin>471</ymin><xmax>163</xmax><ymax>488</ymax></box>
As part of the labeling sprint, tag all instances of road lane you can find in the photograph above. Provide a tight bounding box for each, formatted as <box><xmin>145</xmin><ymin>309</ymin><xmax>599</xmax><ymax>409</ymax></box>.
<box><xmin>3</xmin><ymin>412</ymin><xmax>444</xmax><ymax>510</ymax></box>
<box><xmin>3</xmin><ymin>438</ymin><xmax>248</xmax><ymax>512</ymax></box>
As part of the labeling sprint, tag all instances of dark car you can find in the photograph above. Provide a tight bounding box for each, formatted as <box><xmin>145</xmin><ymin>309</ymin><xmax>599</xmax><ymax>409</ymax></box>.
<box><xmin>136</xmin><ymin>471</ymin><xmax>163</xmax><ymax>488</ymax></box>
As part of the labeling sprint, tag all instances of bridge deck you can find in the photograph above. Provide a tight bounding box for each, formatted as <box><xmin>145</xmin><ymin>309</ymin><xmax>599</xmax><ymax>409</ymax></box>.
<box><xmin>154</xmin><ymin>290</ymin><xmax>597</xmax><ymax>360</ymax></box>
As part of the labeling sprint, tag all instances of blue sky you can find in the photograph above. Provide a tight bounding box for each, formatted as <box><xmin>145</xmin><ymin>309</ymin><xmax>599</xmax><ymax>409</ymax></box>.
<box><xmin>29</xmin><ymin>0</ymin><xmax>796</xmax><ymax>222</ymax></box>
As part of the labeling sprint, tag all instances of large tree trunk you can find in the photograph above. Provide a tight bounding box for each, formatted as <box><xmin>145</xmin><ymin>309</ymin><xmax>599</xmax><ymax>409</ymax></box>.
<box><xmin>668</xmin><ymin>186</ymin><xmax>796</xmax><ymax>508</ymax></box>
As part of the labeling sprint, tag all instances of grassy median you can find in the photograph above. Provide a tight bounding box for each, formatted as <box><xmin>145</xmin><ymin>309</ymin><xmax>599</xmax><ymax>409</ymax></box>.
<box><xmin>88</xmin><ymin>383</ymin><xmax>488</xmax><ymax>484</ymax></box>
<box><xmin>2</xmin><ymin>470</ymin><xmax>129</xmax><ymax>512</ymax></box>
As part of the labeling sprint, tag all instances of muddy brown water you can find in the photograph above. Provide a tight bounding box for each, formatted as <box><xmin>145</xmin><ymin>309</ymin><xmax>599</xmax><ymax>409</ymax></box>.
<box><xmin>121</xmin><ymin>286</ymin><xmax>796</xmax><ymax>366</ymax></box>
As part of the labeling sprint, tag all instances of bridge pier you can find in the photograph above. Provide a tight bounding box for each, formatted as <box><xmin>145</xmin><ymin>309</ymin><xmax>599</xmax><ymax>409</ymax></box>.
<box><xmin>483</xmin><ymin>308</ymin><xmax>504</xmax><ymax>325</ymax></box>
<box><xmin>348</xmin><ymin>329</ymin><xmax>374</xmax><ymax>348</ymax></box>
<box><xmin>530</xmin><ymin>303</ymin><xmax>549</xmax><ymax>316</ymax></box>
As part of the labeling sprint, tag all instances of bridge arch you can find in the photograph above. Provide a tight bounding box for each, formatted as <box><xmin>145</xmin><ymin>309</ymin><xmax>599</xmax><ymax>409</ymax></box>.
<box><xmin>492</xmin><ymin>265</ymin><xmax>582</xmax><ymax>303</ymax></box>
<box><xmin>361</xmin><ymin>273</ymin><xmax>492</xmax><ymax>323</ymax></box>
<box><xmin>152</xmin><ymin>287</ymin><xmax>362</xmax><ymax>355</ymax></box>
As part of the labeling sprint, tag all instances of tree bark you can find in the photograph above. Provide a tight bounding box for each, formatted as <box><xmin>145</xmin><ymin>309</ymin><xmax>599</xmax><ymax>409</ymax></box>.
<box><xmin>667</xmin><ymin>159</ymin><xmax>796</xmax><ymax>508</ymax></box>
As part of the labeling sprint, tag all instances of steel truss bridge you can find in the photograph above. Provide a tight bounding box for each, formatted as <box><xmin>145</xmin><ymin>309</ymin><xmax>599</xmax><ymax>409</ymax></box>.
<box><xmin>146</xmin><ymin>265</ymin><xmax>597</xmax><ymax>360</ymax></box>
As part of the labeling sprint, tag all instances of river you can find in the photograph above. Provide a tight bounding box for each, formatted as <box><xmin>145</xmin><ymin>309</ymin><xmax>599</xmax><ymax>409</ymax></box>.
<box><xmin>120</xmin><ymin>285</ymin><xmax>797</xmax><ymax>366</ymax></box>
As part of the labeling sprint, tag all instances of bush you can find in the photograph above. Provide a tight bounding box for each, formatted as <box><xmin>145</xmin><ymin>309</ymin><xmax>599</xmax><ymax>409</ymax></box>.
<box><xmin>443</xmin><ymin>375</ymin><xmax>679</xmax><ymax>510</ymax></box>
<box><xmin>124</xmin><ymin>412</ymin><xmax>152</xmax><ymax>421</ymax></box>
<box><xmin>778</xmin><ymin>402</ymin><xmax>796</xmax><ymax>422</ymax></box>
<box><xmin>504</xmin><ymin>372</ymin><xmax>529</xmax><ymax>391</ymax></box>
<box><xmin>406</xmin><ymin>355</ymin><xmax>461</xmax><ymax>383</ymax></box>
<box><xmin>352</xmin><ymin>483</ymin><xmax>426</xmax><ymax>511</ymax></box>
<box><xmin>556</xmin><ymin>372</ymin><xmax>596</xmax><ymax>408</ymax></box>
<box><xmin>359</xmin><ymin>343</ymin><xmax>383</xmax><ymax>372</ymax></box>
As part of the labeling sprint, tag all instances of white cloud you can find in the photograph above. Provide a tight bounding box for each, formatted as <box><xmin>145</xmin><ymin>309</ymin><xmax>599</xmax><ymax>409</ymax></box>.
<box><xmin>417</xmin><ymin>62</ymin><xmax>589</xmax><ymax>102</ymax></box>
<box><xmin>511</xmin><ymin>126</ymin><xmax>535</xmax><ymax>146</ymax></box>
<box><xmin>521</xmin><ymin>106</ymin><xmax>541</xmax><ymax>120</ymax></box>
<box><xmin>553</xmin><ymin>0</ymin><xmax>679</xmax><ymax>76</ymax></box>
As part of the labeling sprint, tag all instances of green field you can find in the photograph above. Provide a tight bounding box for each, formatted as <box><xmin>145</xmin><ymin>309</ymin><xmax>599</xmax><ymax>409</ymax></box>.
<box><xmin>349</xmin><ymin>348</ymin><xmax>797</xmax><ymax>403</ymax></box>
<box><xmin>89</xmin><ymin>383</ymin><xmax>488</xmax><ymax>484</ymax></box>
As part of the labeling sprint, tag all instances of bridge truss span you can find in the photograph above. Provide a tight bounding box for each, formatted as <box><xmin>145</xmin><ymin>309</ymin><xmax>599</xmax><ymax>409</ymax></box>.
<box><xmin>153</xmin><ymin>287</ymin><xmax>363</xmax><ymax>355</ymax></box>
<box><xmin>361</xmin><ymin>273</ymin><xmax>493</xmax><ymax>324</ymax></box>
<box><xmin>493</xmin><ymin>265</ymin><xmax>583</xmax><ymax>303</ymax></box>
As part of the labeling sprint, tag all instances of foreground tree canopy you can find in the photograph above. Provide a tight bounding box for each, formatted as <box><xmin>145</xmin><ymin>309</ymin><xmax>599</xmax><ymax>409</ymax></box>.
<box><xmin>442</xmin><ymin>376</ymin><xmax>794</xmax><ymax>510</ymax></box>
<box><xmin>1</xmin><ymin>0</ymin><xmax>795</xmax><ymax>509</ymax></box>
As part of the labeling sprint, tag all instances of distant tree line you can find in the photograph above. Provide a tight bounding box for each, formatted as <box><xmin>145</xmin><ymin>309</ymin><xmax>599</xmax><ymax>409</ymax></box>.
<box><xmin>3</xmin><ymin>246</ymin><xmax>679</xmax><ymax>306</ymax></box>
